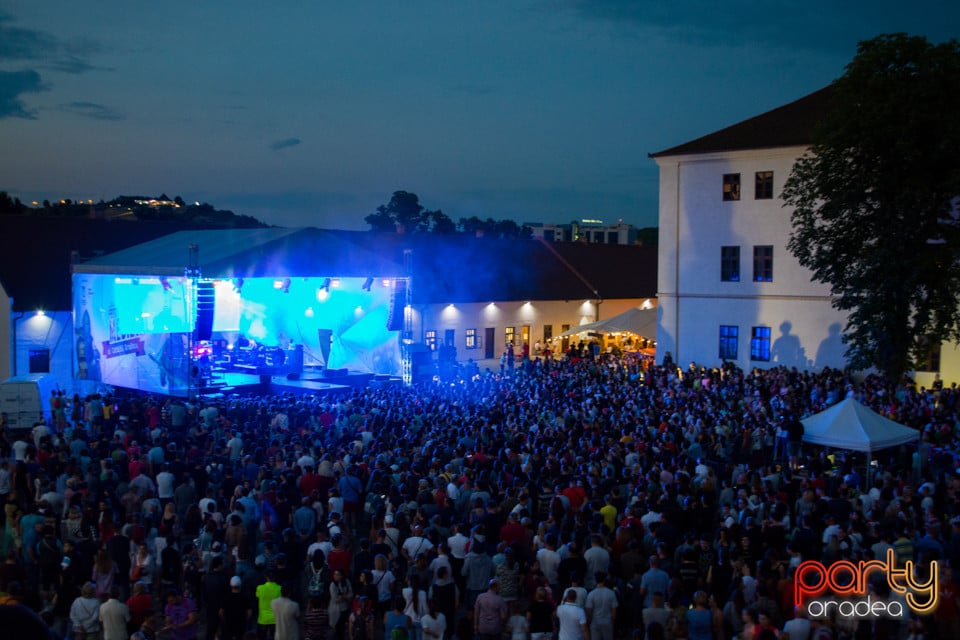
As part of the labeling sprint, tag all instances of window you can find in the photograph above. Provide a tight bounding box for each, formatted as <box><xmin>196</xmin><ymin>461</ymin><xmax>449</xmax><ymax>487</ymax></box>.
<box><xmin>723</xmin><ymin>173</ymin><xmax>741</xmax><ymax>201</ymax></box>
<box><xmin>607</xmin><ymin>232</ymin><xmax>619</xmax><ymax>244</ymax></box>
<box><xmin>751</xmin><ymin>326</ymin><xmax>771</xmax><ymax>362</ymax></box>
<box><xmin>425</xmin><ymin>330</ymin><xmax>437</xmax><ymax>351</ymax></box>
<box><xmin>444</xmin><ymin>329</ymin><xmax>455</xmax><ymax>347</ymax></box>
<box><xmin>465</xmin><ymin>328</ymin><xmax>478</xmax><ymax>350</ymax></box>
<box><xmin>719</xmin><ymin>326</ymin><xmax>739</xmax><ymax>360</ymax></box>
<box><xmin>543</xmin><ymin>325</ymin><xmax>553</xmax><ymax>341</ymax></box>
<box><xmin>505</xmin><ymin>326</ymin><xmax>515</xmax><ymax>347</ymax></box>
<box><xmin>29</xmin><ymin>348</ymin><xmax>50</xmax><ymax>373</ymax></box>
<box><xmin>753</xmin><ymin>245</ymin><xmax>773</xmax><ymax>282</ymax></box>
<box><xmin>721</xmin><ymin>246</ymin><xmax>740</xmax><ymax>282</ymax></box>
<box><xmin>755</xmin><ymin>171</ymin><xmax>774</xmax><ymax>199</ymax></box>
<box><xmin>521</xmin><ymin>325</ymin><xmax>530</xmax><ymax>347</ymax></box>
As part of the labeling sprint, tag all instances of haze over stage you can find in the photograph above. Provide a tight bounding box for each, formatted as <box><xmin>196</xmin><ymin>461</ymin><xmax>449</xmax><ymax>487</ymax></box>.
<box><xmin>72</xmin><ymin>229</ymin><xmax>407</xmax><ymax>397</ymax></box>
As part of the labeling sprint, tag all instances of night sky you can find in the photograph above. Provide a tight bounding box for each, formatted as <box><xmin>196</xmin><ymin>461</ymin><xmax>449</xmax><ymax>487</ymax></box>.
<box><xmin>1</xmin><ymin>2</ymin><xmax>955</xmax><ymax>230</ymax></box>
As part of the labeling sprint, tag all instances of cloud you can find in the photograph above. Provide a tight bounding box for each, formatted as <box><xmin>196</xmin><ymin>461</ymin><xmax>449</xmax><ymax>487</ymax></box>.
<box><xmin>59</xmin><ymin>101</ymin><xmax>124</xmax><ymax>121</ymax></box>
<box><xmin>0</xmin><ymin>12</ymin><xmax>102</xmax><ymax>73</ymax></box>
<box><xmin>0</xmin><ymin>69</ymin><xmax>43</xmax><ymax>119</ymax></box>
<box><xmin>270</xmin><ymin>137</ymin><xmax>302</xmax><ymax>151</ymax></box>
<box><xmin>560</xmin><ymin>0</ymin><xmax>955</xmax><ymax>53</ymax></box>
<box><xmin>0</xmin><ymin>13</ymin><xmax>56</xmax><ymax>62</ymax></box>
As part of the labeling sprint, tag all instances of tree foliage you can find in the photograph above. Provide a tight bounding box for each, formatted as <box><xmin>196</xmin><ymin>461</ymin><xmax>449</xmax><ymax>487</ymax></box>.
<box><xmin>367</xmin><ymin>190</ymin><xmax>532</xmax><ymax>238</ymax></box>
<box><xmin>784</xmin><ymin>34</ymin><xmax>960</xmax><ymax>380</ymax></box>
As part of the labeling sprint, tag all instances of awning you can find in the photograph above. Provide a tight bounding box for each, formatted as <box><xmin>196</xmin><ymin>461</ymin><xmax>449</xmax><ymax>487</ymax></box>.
<box><xmin>557</xmin><ymin>307</ymin><xmax>657</xmax><ymax>339</ymax></box>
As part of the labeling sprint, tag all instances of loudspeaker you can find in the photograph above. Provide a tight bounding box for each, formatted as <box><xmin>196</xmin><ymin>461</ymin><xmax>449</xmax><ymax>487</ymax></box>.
<box><xmin>386</xmin><ymin>279</ymin><xmax>406</xmax><ymax>331</ymax></box>
<box><xmin>195</xmin><ymin>281</ymin><xmax>215</xmax><ymax>341</ymax></box>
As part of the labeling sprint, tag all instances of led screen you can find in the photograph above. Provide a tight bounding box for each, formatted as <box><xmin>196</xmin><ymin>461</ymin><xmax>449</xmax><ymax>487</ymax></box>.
<box><xmin>73</xmin><ymin>273</ymin><xmax>401</xmax><ymax>396</ymax></box>
<box><xmin>114</xmin><ymin>277</ymin><xmax>194</xmax><ymax>334</ymax></box>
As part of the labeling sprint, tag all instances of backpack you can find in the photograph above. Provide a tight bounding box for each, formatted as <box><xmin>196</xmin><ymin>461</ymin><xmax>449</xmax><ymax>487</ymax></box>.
<box><xmin>307</xmin><ymin>564</ymin><xmax>329</xmax><ymax>597</ymax></box>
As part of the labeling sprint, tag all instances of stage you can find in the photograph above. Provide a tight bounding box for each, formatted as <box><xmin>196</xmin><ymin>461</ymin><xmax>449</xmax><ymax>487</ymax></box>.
<box><xmin>194</xmin><ymin>368</ymin><xmax>402</xmax><ymax>398</ymax></box>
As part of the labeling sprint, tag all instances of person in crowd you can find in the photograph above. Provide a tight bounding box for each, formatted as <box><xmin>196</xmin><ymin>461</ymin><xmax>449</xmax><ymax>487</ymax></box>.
<box><xmin>271</xmin><ymin>583</ymin><xmax>301</xmax><ymax>640</ymax></box>
<box><xmin>473</xmin><ymin>579</ymin><xmax>507</xmax><ymax>640</ymax></box>
<box><xmin>163</xmin><ymin>586</ymin><xmax>199</xmax><ymax>640</ymax></box>
<box><xmin>69</xmin><ymin>582</ymin><xmax>102</xmax><ymax>640</ymax></box>
<box><xmin>99</xmin><ymin>585</ymin><xmax>131</xmax><ymax>640</ymax></box>
<box><xmin>556</xmin><ymin>588</ymin><xmax>589</xmax><ymax>640</ymax></box>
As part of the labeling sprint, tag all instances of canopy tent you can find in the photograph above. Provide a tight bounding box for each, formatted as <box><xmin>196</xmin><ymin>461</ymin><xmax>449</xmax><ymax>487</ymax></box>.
<box><xmin>557</xmin><ymin>306</ymin><xmax>658</xmax><ymax>339</ymax></box>
<box><xmin>801</xmin><ymin>398</ymin><xmax>920</xmax><ymax>480</ymax></box>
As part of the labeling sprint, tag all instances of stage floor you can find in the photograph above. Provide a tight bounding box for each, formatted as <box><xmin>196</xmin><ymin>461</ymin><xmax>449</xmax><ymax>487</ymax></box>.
<box><xmin>196</xmin><ymin>369</ymin><xmax>401</xmax><ymax>398</ymax></box>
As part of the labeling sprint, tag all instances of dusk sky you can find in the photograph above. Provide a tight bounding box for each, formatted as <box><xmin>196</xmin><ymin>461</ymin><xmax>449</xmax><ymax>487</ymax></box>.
<box><xmin>1</xmin><ymin>2</ymin><xmax>956</xmax><ymax>230</ymax></box>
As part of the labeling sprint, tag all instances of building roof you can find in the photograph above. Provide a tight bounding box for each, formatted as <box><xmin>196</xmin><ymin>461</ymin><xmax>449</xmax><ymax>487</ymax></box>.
<box><xmin>75</xmin><ymin>227</ymin><xmax>657</xmax><ymax>304</ymax></box>
<box><xmin>649</xmin><ymin>85</ymin><xmax>834</xmax><ymax>158</ymax></box>
<box><xmin>74</xmin><ymin>227</ymin><xmax>404</xmax><ymax>278</ymax></box>
<box><xmin>2</xmin><ymin>218</ymin><xmax>657</xmax><ymax>312</ymax></box>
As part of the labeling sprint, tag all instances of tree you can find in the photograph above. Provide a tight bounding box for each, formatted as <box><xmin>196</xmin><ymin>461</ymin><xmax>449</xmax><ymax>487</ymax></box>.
<box><xmin>365</xmin><ymin>190</ymin><xmax>429</xmax><ymax>232</ymax></box>
<box><xmin>784</xmin><ymin>34</ymin><xmax>960</xmax><ymax>380</ymax></box>
<box><xmin>429</xmin><ymin>209</ymin><xmax>456</xmax><ymax>234</ymax></box>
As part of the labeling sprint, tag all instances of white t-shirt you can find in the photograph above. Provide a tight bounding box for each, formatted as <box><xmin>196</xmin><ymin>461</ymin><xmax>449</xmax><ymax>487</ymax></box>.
<box><xmin>403</xmin><ymin>535</ymin><xmax>434</xmax><ymax>561</ymax></box>
<box><xmin>12</xmin><ymin>440</ymin><xmax>29</xmax><ymax>462</ymax></box>
<box><xmin>536</xmin><ymin>548</ymin><xmax>561</xmax><ymax>585</ymax></box>
<box><xmin>447</xmin><ymin>533</ymin><xmax>470</xmax><ymax>559</ymax></box>
<box><xmin>557</xmin><ymin>603</ymin><xmax>587</xmax><ymax>640</ymax></box>
<box><xmin>402</xmin><ymin>587</ymin><xmax>429</xmax><ymax>624</ymax></box>
<box><xmin>156</xmin><ymin>471</ymin><xmax>175</xmax><ymax>499</ymax></box>
<box><xmin>422</xmin><ymin>612</ymin><xmax>447</xmax><ymax>640</ymax></box>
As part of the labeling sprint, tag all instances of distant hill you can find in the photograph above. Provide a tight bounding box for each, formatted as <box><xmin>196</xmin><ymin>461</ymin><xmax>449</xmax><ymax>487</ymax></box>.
<box><xmin>0</xmin><ymin>191</ymin><xmax>269</xmax><ymax>228</ymax></box>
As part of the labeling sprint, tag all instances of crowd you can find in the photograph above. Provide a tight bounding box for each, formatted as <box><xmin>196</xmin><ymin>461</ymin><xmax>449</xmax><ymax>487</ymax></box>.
<box><xmin>0</xmin><ymin>349</ymin><xmax>959</xmax><ymax>640</ymax></box>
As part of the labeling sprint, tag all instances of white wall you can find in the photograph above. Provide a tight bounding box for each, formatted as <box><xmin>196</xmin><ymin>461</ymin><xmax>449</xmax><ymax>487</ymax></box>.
<box><xmin>656</xmin><ymin>147</ymin><xmax>846</xmax><ymax>371</ymax></box>
<box><xmin>11</xmin><ymin>310</ymin><xmax>75</xmax><ymax>393</ymax></box>
<box><xmin>411</xmin><ymin>298</ymin><xmax>652</xmax><ymax>361</ymax></box>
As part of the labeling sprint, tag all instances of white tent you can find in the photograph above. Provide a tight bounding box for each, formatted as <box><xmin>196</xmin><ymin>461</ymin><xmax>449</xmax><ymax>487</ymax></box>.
<box><xmin>801</xmin><ymin>398</ymin><xmax>920</xmax><ymax>477</ymax></box>
<box><xmin>557</xmin><ymin>306</ymin><xmax>658</xmax><ymax>339</ymax></box>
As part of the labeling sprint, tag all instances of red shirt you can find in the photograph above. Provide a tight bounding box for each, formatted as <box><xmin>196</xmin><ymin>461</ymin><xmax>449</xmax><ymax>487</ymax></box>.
<box><xmin>327</xmin><ymin>548</ymin><xmax>352</xmax><ymax>575</ymax></box>
<box><xmin>562</xmin><ymin>486</ymin><xmax>587</xmax><ymax>512</ymax></box>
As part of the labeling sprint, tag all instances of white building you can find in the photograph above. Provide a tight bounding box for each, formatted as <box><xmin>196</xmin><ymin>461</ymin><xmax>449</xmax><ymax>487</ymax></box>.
<box><xmin>651</xmin><ymin>87</ymin><xmax>853</xmax><ymax>373</ymax></box>
<box><xmin>526</xmin><ymin>219</ymin><xmax>641</xmax><ymax>245</ymax></box>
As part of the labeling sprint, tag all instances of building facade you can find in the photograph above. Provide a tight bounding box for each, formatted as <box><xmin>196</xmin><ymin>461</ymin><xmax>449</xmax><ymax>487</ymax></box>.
<box><xmin>651</xmin><ymin>87</ymin><xmax>852</xmax><ymax>373</ymax></box>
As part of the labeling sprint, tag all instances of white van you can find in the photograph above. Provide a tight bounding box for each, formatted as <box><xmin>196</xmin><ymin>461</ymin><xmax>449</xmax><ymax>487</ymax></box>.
<box><xmin>0</xmin><ymin>373</ymin><xmax>58</xmax><ymax>432</ymax></box>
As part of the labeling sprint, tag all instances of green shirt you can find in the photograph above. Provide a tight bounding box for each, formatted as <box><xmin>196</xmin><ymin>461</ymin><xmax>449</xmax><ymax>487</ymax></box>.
<box><xmin>256</xmin><ymin>581</ymin><xmax>282</xmax><ymax>625</ymax></box>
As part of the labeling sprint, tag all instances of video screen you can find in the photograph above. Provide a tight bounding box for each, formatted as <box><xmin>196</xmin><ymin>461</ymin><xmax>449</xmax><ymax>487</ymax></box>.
<box><xmin>73</xmin><ymin>273</ymin><xmax>402</xmax><ymax>396</ymax></box>
<box><xmin>114</xmin><ymin>277</ymin><xmax>194</xmax><ymax>334</ymax></box>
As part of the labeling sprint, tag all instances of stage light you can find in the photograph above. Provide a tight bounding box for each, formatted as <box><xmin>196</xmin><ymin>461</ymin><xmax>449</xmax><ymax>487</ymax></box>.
<box><xmin>317</xmin><ymin>288</ymin><xmax>329</xmax><ymax>302</ymax></box>
<box><xmin>274</xmin><ymin>280</ymin><xmax>284</xmax><ymax>289</ymax></box>
<box><xmin>362</xmin><ymin>277</ymin><xmax>374</xmax><ymax>291</ymax></box>
<box><xmin>36</xmin><ymin>309</ymin><xmax>45</xmax><ymax>317</ymax></box>
<box><xmin>305</xmin><ymin>307</ymin><xmax>315</xmax><ymax>318</ymax></box>
<box><xmin>382</xmin><ymin>279</ymin><xmax>391</xmax><ymax>287</ymax></box>
<box><xmin>331</xmin><ymin>279</ymin><xmax>341</xmax><ymax>288</ymax></box>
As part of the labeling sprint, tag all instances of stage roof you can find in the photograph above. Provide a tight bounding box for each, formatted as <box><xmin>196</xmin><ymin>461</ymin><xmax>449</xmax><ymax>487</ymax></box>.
<box><xmin>71</xmin><ymin>227</ymin><xmax>658</xmax><ymax>305</ymax></box>
<box><xmin>74</xmin><ymin>227</ymin><xmax>405</xmax><ymax>278</ymax></box>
